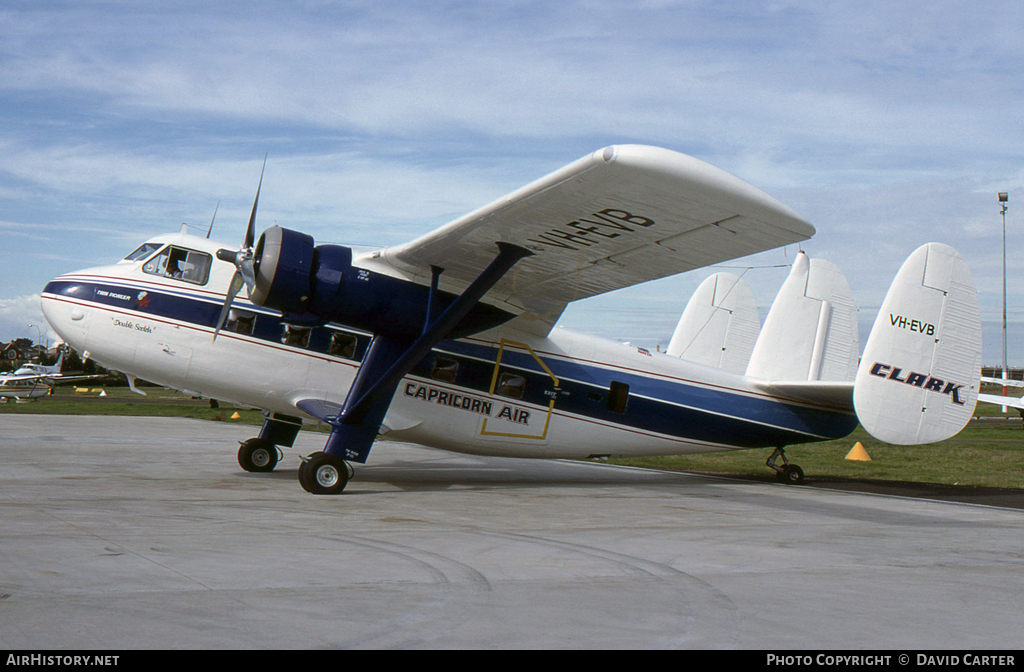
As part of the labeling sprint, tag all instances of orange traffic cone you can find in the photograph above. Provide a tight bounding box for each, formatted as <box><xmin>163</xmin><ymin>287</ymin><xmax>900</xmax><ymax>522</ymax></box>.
<box><xmin>845</xmin><ymin>442</ymin><xmax>871</xmax><ymax>461</ymax></box>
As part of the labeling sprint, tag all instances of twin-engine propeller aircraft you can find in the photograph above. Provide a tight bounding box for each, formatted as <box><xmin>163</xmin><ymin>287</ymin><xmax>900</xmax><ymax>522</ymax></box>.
<box><xmin>40</xmin><ymin>145</ymin><xmax>983</xmax><ymax>494</ymax></box>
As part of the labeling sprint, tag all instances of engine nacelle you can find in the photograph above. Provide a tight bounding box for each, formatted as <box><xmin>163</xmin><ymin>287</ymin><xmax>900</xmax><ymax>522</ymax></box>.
<box><xmin>251</xmin><ymin>226</ymin><xmax>316</xmax><ymax>314</ymax></box>
<box><xmin>249</xmin><ymin>226</ymin><xmax>515</xmax><ymax>340</ymax></box>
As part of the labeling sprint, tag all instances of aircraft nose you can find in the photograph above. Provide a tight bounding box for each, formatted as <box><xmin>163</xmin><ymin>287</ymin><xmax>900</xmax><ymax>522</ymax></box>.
<box><xmin>41</xmin><ymin>278</ymin><xmax>90</xmax><ymax>351</ymax></box>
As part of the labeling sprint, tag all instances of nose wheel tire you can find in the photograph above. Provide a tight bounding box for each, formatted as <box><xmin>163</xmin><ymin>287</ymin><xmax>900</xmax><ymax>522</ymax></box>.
<box><xmin>238</xmin><ymin>438</ymin><xmax>279</xmax><ymax>473</ymax></box>
<box><xmin>299</xmin><ymin>452</ymin><xmax>350</xmax><ymax>495</ymax></box>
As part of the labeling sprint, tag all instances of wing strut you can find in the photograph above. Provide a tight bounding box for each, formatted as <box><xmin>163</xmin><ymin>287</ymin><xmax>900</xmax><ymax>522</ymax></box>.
<box><xmin>424</xmin><ymin>265</ymin><xmax>443</xmax><ymax>336</ymax></box>
<box><xmin>313</xmin><ymin>242</ymin><xmax>533</xmax><ymax>467</ymax></box>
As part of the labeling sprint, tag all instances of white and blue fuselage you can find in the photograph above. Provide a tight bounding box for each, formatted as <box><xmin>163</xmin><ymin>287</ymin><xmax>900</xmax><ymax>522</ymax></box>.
<box><xmin>41</xmin><ymin>229</ymin><xmax>858</xmax><ymax>461</ymax></box>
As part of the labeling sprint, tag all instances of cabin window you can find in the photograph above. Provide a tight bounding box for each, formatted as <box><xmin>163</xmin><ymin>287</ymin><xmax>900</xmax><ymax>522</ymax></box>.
<box><xmin>225</xmin><ymin>309</ymin><xmax>256</xmax><ymax>336</ymax></box>
<box><xmin>282</xmin><ymin>325</ymin><xmax>311</xmax><ymax>348</ymax></box>
<box><xmin>497</xmin><ymin>371</ymin><xmax>526</xmax><ymax>399</ymax></box>
<box><xmin>431</xmin><ymin>357</ymin><xmax>459</xmax><ymax>383</ymax></box>
<box><xmin>606</xmin><ymin>381</ymin><xmax>629</xmax><ymax>414</ymax></box>
<box><xmin>142</xmin><ymin>246</ymin><xmax>212</xmax><ymax>285</ymax></box>
<box><xmin>329</xmin><ymin>332</ymin><xmax>358</xmax><ymax>360</ymax></box>
<box><xmin>124</xmin><ymin>242</ymin><xmax>163</xmax><ymax>262</ymax></box>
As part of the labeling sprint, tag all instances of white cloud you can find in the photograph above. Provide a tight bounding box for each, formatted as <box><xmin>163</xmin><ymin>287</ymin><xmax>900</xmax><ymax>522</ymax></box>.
<box><xmin>4</xmin><ymin>2</ymin><xmax>1020</xmax><ymax>155</ymax></box>
<box><xmin>0</xmin><ymin>295</ymin><xmax>54</xmax><ymax>346</ymax></box>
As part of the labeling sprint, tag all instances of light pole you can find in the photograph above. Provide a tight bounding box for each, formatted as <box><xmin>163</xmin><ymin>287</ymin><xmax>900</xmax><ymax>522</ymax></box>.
<box><xmin>1000</xmin><ymin>192</ymin><xmax>1009</xmax><ymax>410</ymax></box>
<box><xmin>27</xmin><ymin>323</ymin><xmax>43</xmax><ymax>349</ymax></box>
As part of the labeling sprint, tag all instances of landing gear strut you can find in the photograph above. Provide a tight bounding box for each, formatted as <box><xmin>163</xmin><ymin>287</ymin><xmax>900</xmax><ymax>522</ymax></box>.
<box><xmin>766</xmin><ymin>447</ymin><xmax>804</xmax><ymax>485</ymax></box>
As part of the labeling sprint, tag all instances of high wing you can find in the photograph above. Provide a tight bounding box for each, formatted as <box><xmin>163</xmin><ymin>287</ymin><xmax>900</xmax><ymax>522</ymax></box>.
<box><xmin>0</xmin><ymin>372</ymin><xmax>105</xmax><ymax>385</ymax></box>
<box><xmin>1</xmin><ymin>374</ymin><xmax>49</xmax><ymax>384</ymax></box>
<box><xmin>383</xmin><ymin>145</ymin><xmax>815</xmax><ymax>335</ymax></box>
<box><xmin>49</xmin><ymin>373</ymin><xmax>107</xmax><ymax>385</ymax></box>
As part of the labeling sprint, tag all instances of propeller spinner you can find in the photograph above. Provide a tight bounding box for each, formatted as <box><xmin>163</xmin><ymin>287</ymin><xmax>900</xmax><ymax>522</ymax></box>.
<box><xmin>213</xmin><ymin>156</ymin><xmax>266</xmax><ymax>342</ymax></box>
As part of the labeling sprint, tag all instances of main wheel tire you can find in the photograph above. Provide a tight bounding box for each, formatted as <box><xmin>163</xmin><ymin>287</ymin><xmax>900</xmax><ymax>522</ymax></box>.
<box><xmin>238</xmin><ymin>438</ymin><xmax>278</xmax><ymax>473</ymax></box>
<box><xmin>302</xmin><ymin>453</ymin><xmax>349</xmax><ymax>495</ymax></box>
<box><xmin>779</xmin><ymin>464</ymin><xmax>805</xmax><ymax>485</ymax></box>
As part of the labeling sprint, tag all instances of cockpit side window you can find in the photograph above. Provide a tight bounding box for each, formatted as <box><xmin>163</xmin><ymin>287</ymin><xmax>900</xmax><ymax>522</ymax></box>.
<box><xmin>142</xmin><ymin>246</ymin><xmax>212</xmax><ymax>285</ymax></box>
<box><xmin>124</xmin><ymin>242</ymin><xmax>164</xmax><ymax>262</ymax></box>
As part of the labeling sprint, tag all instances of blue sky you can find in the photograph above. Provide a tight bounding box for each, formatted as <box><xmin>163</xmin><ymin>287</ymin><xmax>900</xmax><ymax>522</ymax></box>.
<box><xmin>2</xmin><ymin>1</ymin><xmax>1023</xmax><ymax>363</ymax></box>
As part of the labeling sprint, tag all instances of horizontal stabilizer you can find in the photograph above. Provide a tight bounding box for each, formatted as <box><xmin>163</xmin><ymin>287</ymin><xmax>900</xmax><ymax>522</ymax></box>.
<box><xmin>977</xmin><ymin>376</ymin><xmax>1024</xmax><ymax>410</ymax></box>
<box><xmin>746</xmin><ymin>252</ymin><xmax>858</xmax><ymax>382</ymax></box>
<box><xmin>979</xmin><ymin>376</ymin><xmax>1024</xmax><ymax>388</ymax></box>
<box><xmin>853</xmin><ymin>243</ymin><xmax>981</xmax><ymax>444</ymax></box>
<box><xmin>754</xmin><ymin>380</ymin><xmax>855</xmax><ymax>412</ymax></box>
<box><xmin>977</xmin><ymin>393</ymin><xmax>1024</xmax><ymax>410</ymax></box>
<box><xmin>667</xmin><ymin>272</ymin><xmax>759</xmax><ymax>373</ymax></box>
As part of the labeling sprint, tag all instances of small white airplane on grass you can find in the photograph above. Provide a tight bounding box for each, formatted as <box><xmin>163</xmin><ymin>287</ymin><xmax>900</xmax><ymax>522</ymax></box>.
<box><xmin>0</xmin><ymin>350</ymin><xmax>103</xmax><ymax>401</ymax></box>
<box><xmin>40</xmin><ymin>145</ymin><xmax>983</xmax><ymax>494</ymax></box>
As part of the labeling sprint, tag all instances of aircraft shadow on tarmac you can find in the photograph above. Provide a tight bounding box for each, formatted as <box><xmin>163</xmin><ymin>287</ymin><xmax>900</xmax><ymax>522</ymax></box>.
<box><xmin>237</xmin><ymin>453</ymin><xmax>1024</xmax><ymax>506</ymax></box>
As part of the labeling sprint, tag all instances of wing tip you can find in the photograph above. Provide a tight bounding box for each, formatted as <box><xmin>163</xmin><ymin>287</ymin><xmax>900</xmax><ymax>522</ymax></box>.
<box><xmin>597</xmin><ymin>144</ymin><xmax>815</xmax><ymax>238</ymax></box>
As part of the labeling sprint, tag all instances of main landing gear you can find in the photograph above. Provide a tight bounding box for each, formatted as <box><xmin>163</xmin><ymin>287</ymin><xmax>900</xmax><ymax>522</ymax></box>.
<box><xmin>766</xmin><ymin>447</ymin><xmax>804</xmax><ymax>485</ymax></box>
<box><xmin>236</xmin><ymin>436</ymin><xmax>354</xmax><ymax>494</ymax></box>
<box><xmin>236</xmin><ymin>410</ymin><xmax>356</xmax><ymax>494</ymax></box>
<box><xmin>298</xmin><ymin>452</ymin><xmax>353</xmax><ymax>495</ymax></box>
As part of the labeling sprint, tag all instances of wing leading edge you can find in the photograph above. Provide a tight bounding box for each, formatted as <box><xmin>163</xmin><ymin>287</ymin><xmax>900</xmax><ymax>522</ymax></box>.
<box><xmin>383</xmin><ymin>145</ymin><xmax>815</xmax><ymax>335</ymax></box>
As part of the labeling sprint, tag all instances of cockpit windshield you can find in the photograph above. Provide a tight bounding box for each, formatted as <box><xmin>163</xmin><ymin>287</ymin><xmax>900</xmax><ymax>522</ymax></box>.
<box><xmin>123</xmin><ymin>242</ymin><xmax>164</xmax><ymax>262</ymax></box>
<box><xmin>142</xmin><ymin>245</ymin><xmax>212</xmax><ymax>285</ymax></box>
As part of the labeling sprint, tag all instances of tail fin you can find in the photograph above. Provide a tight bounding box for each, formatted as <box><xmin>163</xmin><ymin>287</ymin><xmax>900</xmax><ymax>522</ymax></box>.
<box><xmin>745</xmin><ymin>251</ymin><xmax>859</xmax><ymax>382</ymax></box>
<box><xmin>854</xmin><ymin>243</ymin><xmax>981</xmax><ymax>444</ymax></box>
<box><xmin>667</xmin><ymin>272</ymin><xmax>760</xmax><ymax>374</ymax></box>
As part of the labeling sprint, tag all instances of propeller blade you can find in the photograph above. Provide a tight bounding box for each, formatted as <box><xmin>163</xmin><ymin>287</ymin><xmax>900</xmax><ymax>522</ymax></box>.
<box><xmin>214</xmin><ymin>153</ymin><xmax>268</xmax><ymax>344</ymax></box>
<box><xmin>212</xmin><ymin>271</ymin><xmax>245</xmax><ymax>343</ymax></box>
<box><xmin>245</xmin><ymin>153</ymin><xmax>267</xmax><ymax>250</ymax></box>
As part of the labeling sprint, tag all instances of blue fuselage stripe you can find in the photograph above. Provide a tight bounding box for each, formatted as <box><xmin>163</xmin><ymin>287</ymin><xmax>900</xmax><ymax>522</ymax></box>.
<box><xmin>433</xmin><ymin>340</ymin><xmax>857</xmax><ymax>444</ymax></box>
